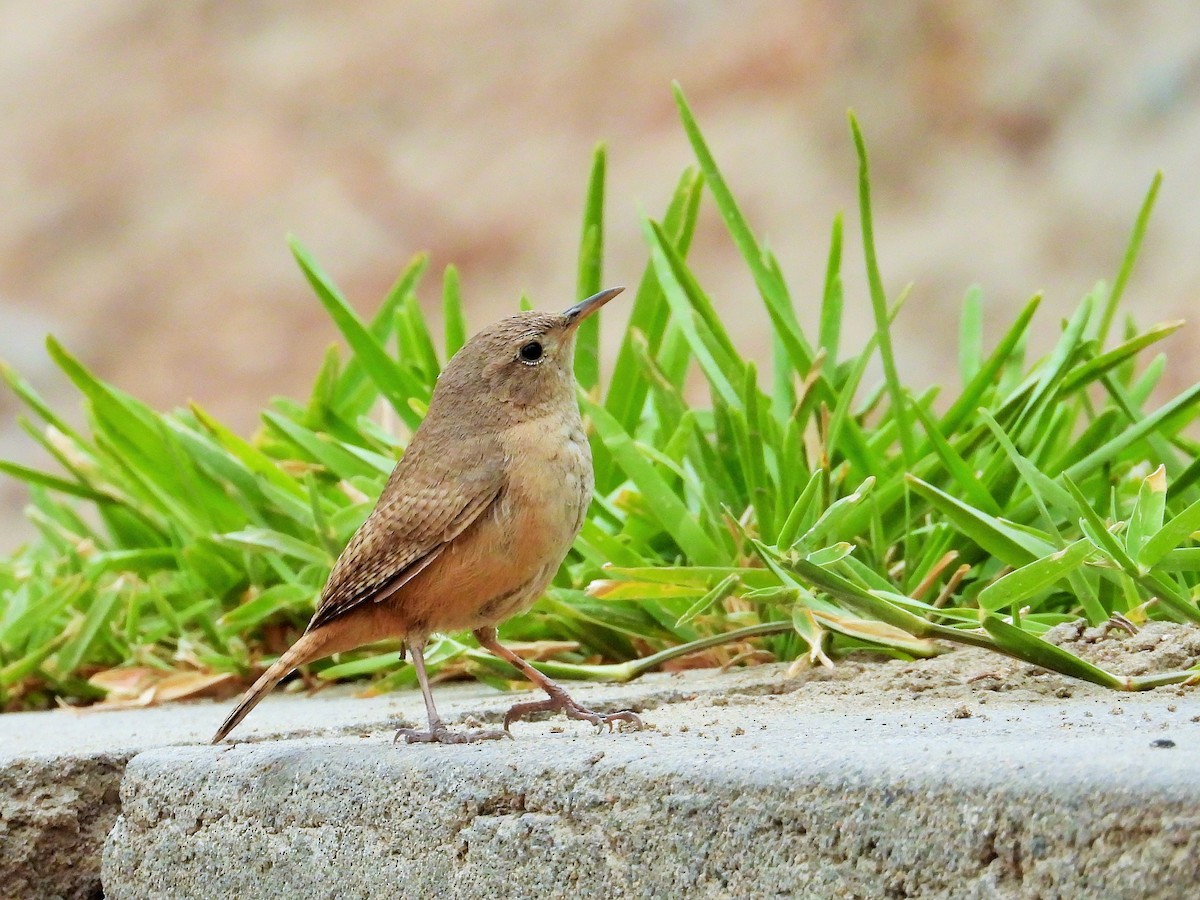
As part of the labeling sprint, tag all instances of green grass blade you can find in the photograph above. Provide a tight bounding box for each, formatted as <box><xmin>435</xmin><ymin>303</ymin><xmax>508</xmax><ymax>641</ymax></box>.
<box><xmin>442</xmin><ymin>265</ymin><xmax>468</xmax><ymax>359</ymax></box>
<box><xmin>958</xmin><ymin>285</ymin><xmax>984</xmax><ymax>387</ymax></box>
<box><xmin>289</xmin><ymin>236</ymin><xmax>424</xmax><ymax>431</ymax></box>
<box><xmin>1062</xmin><ymin>476</ymin><xmax>1138</xmax><ymax>572</ymax></box>
<box><xmin>672</xmin><ymin>83</ymin><xmax>814</xmax><ymax>370</ymax></box>
<box><xmin>641</xmin><ymin>217</ymin><xmax>741</xmax><ymax>407</ymax></box>
<box><xmin>1097</xmin><ymin>171</ymin><xmax>1161</xmax><ymax>345</ymax></box>
<box><xmin>1</xmin><ymin>361</ymin><xmax>86</xmax><ymax>443</ymax></box>
<box><xmin>675</xmin><ymin>573</ymin><xmax>740</xmax><ymax>627</ymax></box>
<box><xmin>1059</xmin><ymin>383</ymin><xmax>1200</xmax><ymax>485</ymax></box>
<box><xmin>818</xmin><ymin>214</ymin><xmax>844</xmax><ymax>374</ymax></box>
<box><xmin>777</xmin><ymin>470</ymin><xmax>823</xmax><ymax>549</ymax></box>
<box><xmin>1126</xmin><ymin>465</ymin><xmax>1167</xmax><ymax>561</ymax></box>
<box><xmin>979</xmin><ymin>410</ymin><xmax>1077</xmax><ymax>519</ymax></box>
<box><xmin>940</xmin><ymin>294</ymin><xmax>1041</xmax><ymax>434</ymax></box>
<box><xmin>0</xmin><ymin>461</ymin><xmax>116</xmax><ymax>504</ymax></box>
<box><xmin>574</xmin><ymin>143</ymin><xmax>607</xmax><ymax>390</ymax></box>
<box><xmin>799</xmin><ymin>477</ymin><xmax>875</xmax><ymax>549</ymax></box>
<box><xmin>55</xmin><ymin>583</ymin><xmax>123</xmax><ymax>676</ymax></box>
<box><xmin>396</xmin><ymin>292</ymin><xmax>441</xmax><ymax>380</ymax></box>
<box><xmin>1061</xmin><ymin>320</ymin><xmax>1183</xmax><ymax>393</ymax></box>
<box><xmin>908</xmin><ymin>475</ymin><xmax>1050</xmax><ymax>565</ymax></box>
<box><xmin>1138</xmin><ymin>492</ymin><xmax>1200</xmax><ymax>570</ymax></box>
<box><xmin>334</xmin><ymin>252</ymin><xmax>428</xmax><ymax>406</ymax></box>
<box><xmin>849</xmin><ymin>112</ymin><xmax>915</xmax><ymax>467</ymax></box>
<box><xmin>583</xmin><ymin>399</ymin><xmax>724</xmax><ymax>565</ymax></box>
<box><xmin>604</xmin><ymin>168</ymin><xmax>703</xmax><ymax>434</ymax></box>
<box><xmin>911</xmin><ymin>402</ymin><xmax>1000</xmax><ymax>516</ymax></box>
<box><xmin>977</xmin><ymin>539</ymin><xmax>1092</xmax><ymax>612</ymax></box>
<box><xmin>1012</xmin><ymin>295</ymin><xmax>1092</xmax><ymax>438</ymax></box>
<box><xmin>218</xmin><ymin>528</ymin><xmax>331</xmax><ymax>566</ymax></box>
<box><xmin>981</xmin><ymin>616</ymin><xmax>1122</xmax><ymax>688</ymax></box>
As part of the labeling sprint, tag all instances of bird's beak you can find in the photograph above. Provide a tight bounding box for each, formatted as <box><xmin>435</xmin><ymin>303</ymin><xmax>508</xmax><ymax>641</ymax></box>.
<box><xmin>562</xmin><ymin>286</ymin><xmax>624</xmax><ymax>329</ymax></box>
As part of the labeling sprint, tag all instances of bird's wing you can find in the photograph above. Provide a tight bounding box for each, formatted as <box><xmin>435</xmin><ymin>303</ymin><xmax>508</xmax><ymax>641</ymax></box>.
<box><xmin>306</xmin><ymin>461</ymin><xmax>505</xmax><ymax>632</ymax></box>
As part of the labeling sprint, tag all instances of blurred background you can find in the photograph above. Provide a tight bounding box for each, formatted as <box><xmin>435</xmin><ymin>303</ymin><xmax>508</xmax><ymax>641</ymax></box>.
<box><xmin>2</xmin><ymin>0</ymin><xmax>1200</xmax><ymax>551</ymax></box>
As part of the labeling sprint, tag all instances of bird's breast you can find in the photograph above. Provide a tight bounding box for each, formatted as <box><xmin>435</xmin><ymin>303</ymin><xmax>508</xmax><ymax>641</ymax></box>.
<box><xmin>499</xmin><ymin>411</ymin><xmax>593</xmax><ymax>550</ymax></box>
<box><xmin>394</xmin><ymin>410</ymin><xmax>594</xmax><ymax>636</ymax></box>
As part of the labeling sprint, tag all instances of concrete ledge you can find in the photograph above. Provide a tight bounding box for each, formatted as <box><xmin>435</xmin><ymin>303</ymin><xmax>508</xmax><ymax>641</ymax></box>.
<box><xmin>0</xmin><ymin>663</ymin><xmax>794</xmax><ymax>898</ymax></box>
<box><xmin>102</xmin><ymin>669</ymin><xmax>1200</xmax><ymax>899</ymax></box>
<box><xmin>3</xmin><ymin>633</ymin><xmax>1198</xmax><ymax>899</ymax></box>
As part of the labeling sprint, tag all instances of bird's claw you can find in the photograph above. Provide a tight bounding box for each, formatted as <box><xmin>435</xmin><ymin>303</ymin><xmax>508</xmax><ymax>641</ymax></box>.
<box><xmin>503</xmin><ymin>693</ymin><xmax>643</xmax><ymax>733</ymax></box>
<box><xmin>598</xmin><ymin>709</ymin><xmax>642</xmax><ymax>731</ymax></box>
<box><xmin>393</xmin><ymin>724</ymin><xmax>511</xmax><ymax>745</ymax></box>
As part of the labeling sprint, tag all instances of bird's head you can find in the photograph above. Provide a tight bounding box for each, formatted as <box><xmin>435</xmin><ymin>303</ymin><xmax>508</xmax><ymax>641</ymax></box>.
<box><xmin>430</xmin><ymin>287</ymin><xmax>624</xmax><ymax>421</ymax></box>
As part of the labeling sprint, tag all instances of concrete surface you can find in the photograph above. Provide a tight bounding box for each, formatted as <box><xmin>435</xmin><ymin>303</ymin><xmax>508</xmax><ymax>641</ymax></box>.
<box><xmin>0</xmin><ymin>665</ymin><xmax>787</xmax><ymax>900</ymax></box>
<box><xmin>0</xmin><ymin>680</ymin><xmax>404</xmax><ymax>900</ymax></box>
<box><xmin>96</xmin><ymin>668</ymin><xmax>1200</xmax><ymax>900</ymax></box>
<box><xmin>0</xmin><ymin>753</ymin><xmax>123</xmax><ymax>900</ymax></box>
<box><xmin>2</xmin><ymin>656</ymin><xmax>1199</xmax><ymax>899</ymax></box>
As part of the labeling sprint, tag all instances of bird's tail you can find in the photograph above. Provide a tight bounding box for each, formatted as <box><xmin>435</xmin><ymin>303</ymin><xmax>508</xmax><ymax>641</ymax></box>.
<box><xmin>211</xmin><ymin>629</ymin><xmax>330</xmax><ymax>744</ymax></box>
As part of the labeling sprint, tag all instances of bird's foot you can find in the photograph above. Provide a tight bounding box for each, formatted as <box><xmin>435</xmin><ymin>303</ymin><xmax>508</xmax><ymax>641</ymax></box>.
<box><xmin>503</xmin><ymin>691</ymin><xmax>643</xmax><ymax>733</ymax></box>
<box><xmin>393</xmin><ymin>723</ymin><xmax>511</xmax><ymax>745</ymax></box>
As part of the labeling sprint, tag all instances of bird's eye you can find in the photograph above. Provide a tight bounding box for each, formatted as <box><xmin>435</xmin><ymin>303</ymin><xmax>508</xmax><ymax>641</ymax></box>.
<box><xmin>519</xmin><ymin>341</ymin><xmax>544</xmax><ymax>364</ymax></box>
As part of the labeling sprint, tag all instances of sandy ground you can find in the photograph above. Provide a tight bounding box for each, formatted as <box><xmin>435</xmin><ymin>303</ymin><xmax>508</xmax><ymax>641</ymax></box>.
<box><xmin>741</xmin><ymin>621</ymin><xmax>1200</xmax><ymax>711</ymax></box>
<box><xmin>579</xmin><ymin>620</ymin><xmax>1200</xmax><ymax>745</ymax></box>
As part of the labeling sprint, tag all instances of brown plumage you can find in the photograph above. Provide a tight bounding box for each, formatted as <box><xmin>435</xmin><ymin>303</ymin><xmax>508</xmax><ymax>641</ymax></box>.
<box><xmin>212</xmin><ymin>287</ymin><xmax>641</xmax><ymax>744</ymax></box>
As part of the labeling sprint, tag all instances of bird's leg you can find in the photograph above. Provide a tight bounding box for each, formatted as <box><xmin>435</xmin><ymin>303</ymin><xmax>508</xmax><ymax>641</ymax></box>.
<box><xmin>473</xmin><ymin>627</ymin><xmax>642</xmax><ymax>733</ymax></box>
<box><xmin>393</xmin><ymin>638</ymin><xmax>509</xmax><ymax>744</ymax></box>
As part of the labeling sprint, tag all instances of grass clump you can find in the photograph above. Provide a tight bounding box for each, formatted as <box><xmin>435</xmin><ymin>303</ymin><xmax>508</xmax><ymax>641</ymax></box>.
<box><xmin>1</xmin><ymin>84</ymin><xmax>1199</xmax><ymax>712</ymax></box>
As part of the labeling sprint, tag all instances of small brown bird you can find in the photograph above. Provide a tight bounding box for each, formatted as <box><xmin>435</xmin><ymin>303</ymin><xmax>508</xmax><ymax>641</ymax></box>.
<box><xmin>212</xmin><ymin>287</ymin><xmax>641</xmax><ymax>744</ymax></box>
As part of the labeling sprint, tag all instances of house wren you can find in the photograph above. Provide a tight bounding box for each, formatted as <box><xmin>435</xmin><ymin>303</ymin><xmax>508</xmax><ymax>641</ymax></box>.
<box><xmin>212</xmin><ymin>287</ymin><xmax>641</xmax><ymax>744</ymax></box>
